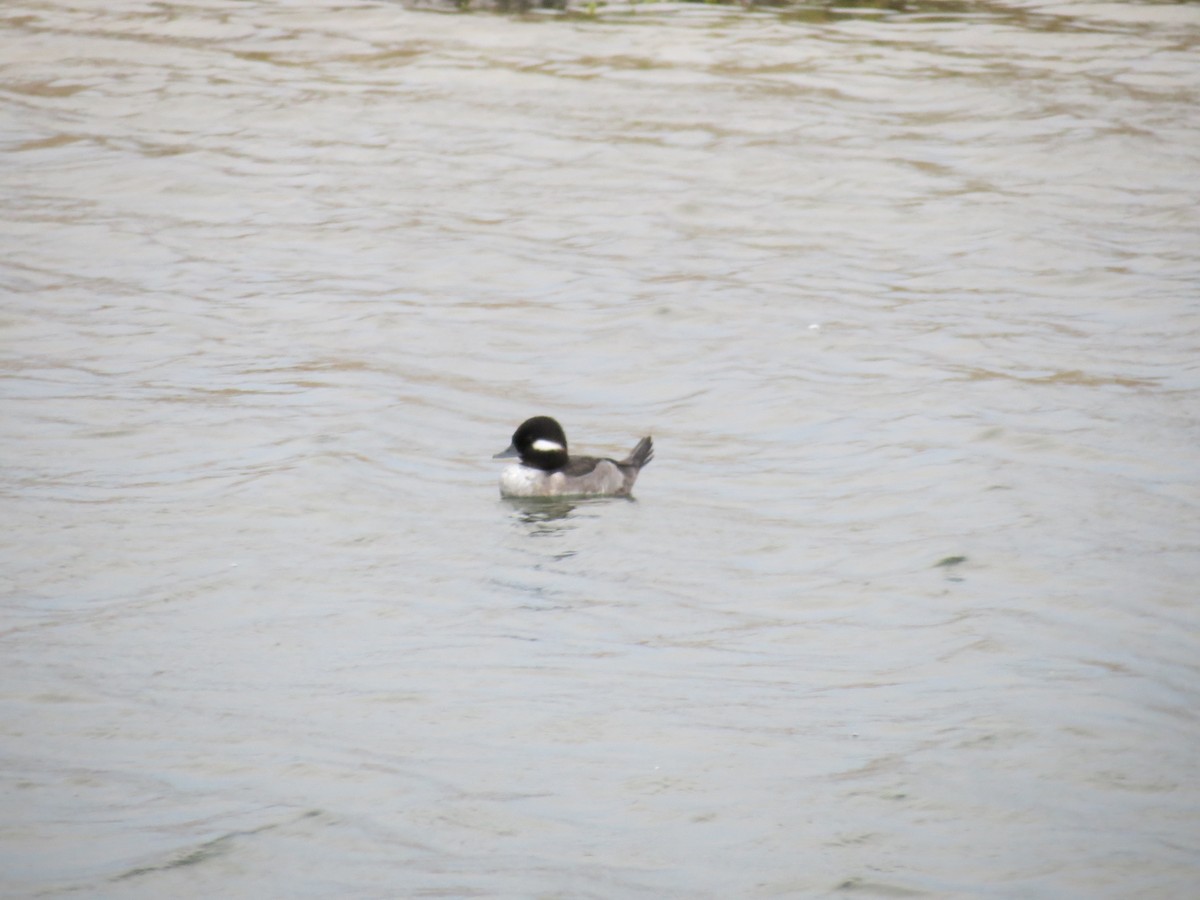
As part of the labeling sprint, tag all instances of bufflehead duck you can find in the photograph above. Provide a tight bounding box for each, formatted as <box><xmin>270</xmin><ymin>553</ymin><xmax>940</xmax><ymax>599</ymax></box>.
<box><xmin>494</xmin><ymin>416</ymin><xmax>653</xmax><ymax>498</ymax></box>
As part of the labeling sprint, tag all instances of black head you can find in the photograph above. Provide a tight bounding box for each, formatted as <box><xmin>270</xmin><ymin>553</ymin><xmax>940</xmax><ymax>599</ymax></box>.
<box><xmin>493</xmin><ymin>416</ymin><xmax>569</xmax><ymax>471</ymax></box>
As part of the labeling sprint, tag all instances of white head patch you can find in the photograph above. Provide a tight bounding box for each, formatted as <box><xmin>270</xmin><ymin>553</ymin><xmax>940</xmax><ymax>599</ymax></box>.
<box><xmin>532</xmin><ymin>439</ymin><xmax>564</xmax><ymax>453</ymax></box>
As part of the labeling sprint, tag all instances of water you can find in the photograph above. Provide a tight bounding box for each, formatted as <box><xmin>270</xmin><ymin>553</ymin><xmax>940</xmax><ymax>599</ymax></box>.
<box><xmin>3</xmin><ymin>0</ymin><xmax>1199</xmax><ymax>896</ymax></box>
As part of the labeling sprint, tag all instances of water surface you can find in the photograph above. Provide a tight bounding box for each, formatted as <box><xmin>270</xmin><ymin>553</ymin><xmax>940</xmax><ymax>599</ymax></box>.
<box><xmin>3</xmin><ymin>0</ymin><xmax>1199</xmax><ymax>896</ymax></box>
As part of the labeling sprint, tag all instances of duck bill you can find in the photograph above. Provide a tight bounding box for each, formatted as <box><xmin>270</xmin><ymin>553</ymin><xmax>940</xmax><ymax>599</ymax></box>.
<box><xmin>493</xmin><ymin>443</ymin><xmax>519</xmax><ymax>459</ymax></box>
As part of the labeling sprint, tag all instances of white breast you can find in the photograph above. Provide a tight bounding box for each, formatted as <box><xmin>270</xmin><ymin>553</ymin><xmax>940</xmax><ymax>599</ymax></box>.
<box><xmin>500</xmin><ymin>465</ymin><xmax>559</xmax><ymax>498</ymax></box>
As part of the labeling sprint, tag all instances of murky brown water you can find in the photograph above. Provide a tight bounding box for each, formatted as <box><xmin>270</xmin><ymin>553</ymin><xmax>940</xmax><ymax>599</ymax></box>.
<box><xmin>3</xmin><ymin>0</ymin><xmax>1199</xmax><ymax>896</ymax></box>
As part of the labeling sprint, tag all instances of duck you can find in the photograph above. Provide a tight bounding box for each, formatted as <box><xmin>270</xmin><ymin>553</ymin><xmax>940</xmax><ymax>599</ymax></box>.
<box><xmin>493</xmin><ymin>416</ymin><xmax>653</xmax><ymax>498</ymax></box>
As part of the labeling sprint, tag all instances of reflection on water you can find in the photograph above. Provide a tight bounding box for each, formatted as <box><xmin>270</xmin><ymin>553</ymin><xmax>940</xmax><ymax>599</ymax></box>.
<box><xmin>504</xmin><ymin>494</ymin><xmax>639</xmax><ymax>527</ymax></box>
<box><xmin>505</xmin><ymin>496</ymin><xmax>582</xmax><ymax>525</ymax></box>
<box><xmin>3</xmin><ymin>0</ymin><xmax>1199</xmax><ymax>897</ymax></box>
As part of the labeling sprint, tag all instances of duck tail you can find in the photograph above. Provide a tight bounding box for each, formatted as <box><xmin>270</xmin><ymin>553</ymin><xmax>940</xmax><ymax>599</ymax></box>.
<box><xmin>621</xmin><ymin>436</ymin><xmax>654</xmax><ymax>470</ymax></box>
